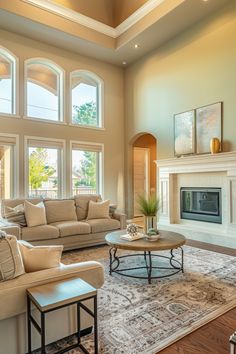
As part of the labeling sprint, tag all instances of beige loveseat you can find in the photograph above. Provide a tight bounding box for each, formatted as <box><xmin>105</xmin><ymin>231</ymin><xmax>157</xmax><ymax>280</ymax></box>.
<box><xmin>0</xmin><ymin>239</ymin><xmax>105</xmax><ymax>354</ymax></box>
<box><xmin>1</xmin><ymin>194</ymin><xmax>126</xmax><ymax>250</ymax></box>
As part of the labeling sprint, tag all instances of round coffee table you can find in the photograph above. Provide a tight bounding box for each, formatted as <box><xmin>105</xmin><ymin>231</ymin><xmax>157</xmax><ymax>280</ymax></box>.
<box><xmin>105</xmin><ymin>230</ymin><xmax>186</xmax><ymax>284</ymax></box>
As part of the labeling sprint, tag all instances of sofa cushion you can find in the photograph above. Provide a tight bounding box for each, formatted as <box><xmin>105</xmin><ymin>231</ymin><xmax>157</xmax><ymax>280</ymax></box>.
<box><xmin>51</xmin><ymin>221</ymin><xmax>91</xmax><ymax>237</ymax></box>
<box><xmin>86</xmin><ymin>218</ymin><xmax>120</xmax><ymax>233</ymax></box>
<box><xmin>0</xmin><ymin>233</ymin><xmax>25</xmax><ymax>281</ymax></box>
<box><xmin>75</xmin><ymin>194</ymin><xmax>101</xmax><ymax>221</ymax></box>
<box><xmin>19</xmin><ymin>243</ymin><xmax>63</xmax><ymax>273</ymax></box>
<box><xmin>24</xmin><ymin>200</ymin><xmax>47</xmax><ymax>227</ymax></box>
<box><xmin>44</xmin><ymin>200</ymin><xmax>77</xmax><ymax>224</ymax></box>
<box><xmin>87</xmin><ymin>200</ymin><xmax>110</xmax><ymax>220</ymax></box>
<box><xmin>21</xmin><ymin>225</ymin><xmax>59</xmax><ymax>242</ymax></box>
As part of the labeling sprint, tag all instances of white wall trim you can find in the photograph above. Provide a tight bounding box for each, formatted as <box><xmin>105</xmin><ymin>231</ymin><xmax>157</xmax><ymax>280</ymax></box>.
<box><xmin>116</xmin><ymin>0</ymin><xmax>165</xmax><ymax>36</ymax></box>
<box><xmin>23</xmin><ymin>0</ymin><xmax>166</xmax><ymax>38</ymax></box>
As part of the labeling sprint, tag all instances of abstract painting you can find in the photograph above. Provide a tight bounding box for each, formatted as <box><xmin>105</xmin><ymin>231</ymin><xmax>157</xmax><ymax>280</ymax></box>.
<box><xmin>196</xmin><ymin>102</ymin><xmax>222</xmax><ymax>154</ymax></box>
<box><xmin>174</xmin><ymin>110</ymin><xmax>195</xmax><ymax>156</ymax></box>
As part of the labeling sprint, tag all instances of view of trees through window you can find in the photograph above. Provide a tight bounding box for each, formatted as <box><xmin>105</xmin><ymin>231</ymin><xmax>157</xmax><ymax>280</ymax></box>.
<box><xmin>28</xmin><ymin>147</ymin><xmax>59</xmax><ymax>198</ymax></box>
<box><xmin>72</xmin><ymin>82</ymin><xmax>98</xmax><ymax>126</ymax></box>
<box><xmin>72</xmin><ymin>150</ymin><xmax>98</xmax><ymax>195</ymax></box>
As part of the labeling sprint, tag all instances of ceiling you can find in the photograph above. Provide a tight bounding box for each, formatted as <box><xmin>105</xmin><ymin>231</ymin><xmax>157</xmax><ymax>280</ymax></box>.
<box><xmin>0</xmin><ymin>0</ymin><xmax>232</xmax><ymax>66</ymax></box>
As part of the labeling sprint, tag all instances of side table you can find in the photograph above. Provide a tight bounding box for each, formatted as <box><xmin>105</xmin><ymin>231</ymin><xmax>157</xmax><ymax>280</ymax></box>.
<box><xmin>27</xmin><ymin>277</ymin><xmax>98</xmax><ymax>354</ymax></box>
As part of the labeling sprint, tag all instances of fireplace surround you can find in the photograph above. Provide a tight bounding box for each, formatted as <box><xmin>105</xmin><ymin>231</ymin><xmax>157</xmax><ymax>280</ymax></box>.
<box><xmin>155</xmin><ymin>152</ymin><xmax>236</xmax><ymax>237</ymax></box>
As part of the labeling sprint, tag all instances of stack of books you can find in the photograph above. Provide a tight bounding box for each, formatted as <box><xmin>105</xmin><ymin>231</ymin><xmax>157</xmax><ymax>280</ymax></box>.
<box><xmin>120</xmin><ymin>233</ymin><xmax>144</xmax><ymax>241</ymax></box>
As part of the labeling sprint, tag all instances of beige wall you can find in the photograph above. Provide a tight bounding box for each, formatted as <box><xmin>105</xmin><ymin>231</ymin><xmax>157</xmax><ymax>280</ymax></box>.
<box><xmin>0</xmin><ymin>29</ymin><xmax>125</xmax><ymax>210</ymax></box>
<box><xmin>124</xmin><ymin>2</ymin><xmax>236</xmax><ymax>216</ymax></box>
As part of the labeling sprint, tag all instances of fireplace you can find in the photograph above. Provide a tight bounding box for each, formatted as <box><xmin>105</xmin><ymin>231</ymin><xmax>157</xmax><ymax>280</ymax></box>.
<box><xmin>180</xmin><ymin>187</ymin><xmax>222</xmax><ymax>224</ymax></box>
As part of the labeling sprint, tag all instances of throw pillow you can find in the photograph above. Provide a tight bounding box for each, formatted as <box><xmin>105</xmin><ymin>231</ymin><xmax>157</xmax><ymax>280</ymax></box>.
<box><xmin>87</xmin><ymin>200</ymin><xmax>110</xmax><ymax>220</ymax></box>
<box><xmin>5</xmin><ymin>204</ymin><xmax>27</xmax><ymax>227</ymax></box>
<box><xmin>19</xmin><ymin>243</ymin><xmax>63</xmax><ymax>272</ymax></box>
<box><xmin>24</xmin><ymin>200</ymin><xmax>47</xmax><ymax>227</ymax></box>
<box><xmin>0</xmin><ymin>231</ymin><xmax>25</xmax><ymax>281</ymax></box>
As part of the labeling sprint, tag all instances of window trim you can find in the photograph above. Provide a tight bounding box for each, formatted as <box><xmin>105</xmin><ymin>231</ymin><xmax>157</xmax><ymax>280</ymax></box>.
<box><xmin>69</xmin><ymin>140</ymin><xmax>104</xmax><ymax>197</ymax></box>
<box><xmin>0</xmin><ymin>46</ymin><xmax>19</xmax><ymax>117</ymax></box>
<box><xmin>0</xmin><ymin>133</ymin><xmax>19</xmax><ymax>198</ymax></box>
<box><xmin>70</xmin><ymin>70</ymin><xmax>104</xmax><ymax>129</ymax></box>
<box><xmin>24</xmin><ymin>136</ymin><xmax>66</xmax><ymax>199</ymax></box>
<box><xmin>24</xmin><ymin>58</ymin><xmax>65</xmax><ymax>123</ymax></box>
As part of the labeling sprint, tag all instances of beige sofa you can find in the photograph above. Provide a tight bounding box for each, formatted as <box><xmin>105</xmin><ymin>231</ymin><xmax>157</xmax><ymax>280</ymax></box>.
<box><xmin>1</xmin><ymin>194</ymin><xmax>126</xmax><ymax>250</ymax></box>
<box><xmin>0</xmin><ymin>239</ymin><xmax>105</xmax><ymax>354</ymax></box>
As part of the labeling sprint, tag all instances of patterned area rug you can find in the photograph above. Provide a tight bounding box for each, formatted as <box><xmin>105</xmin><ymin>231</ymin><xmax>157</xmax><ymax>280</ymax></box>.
<box><xmin>43</xmin><ymin>245</ymin><xmax>236</xmax><ymax>354</ymax></box>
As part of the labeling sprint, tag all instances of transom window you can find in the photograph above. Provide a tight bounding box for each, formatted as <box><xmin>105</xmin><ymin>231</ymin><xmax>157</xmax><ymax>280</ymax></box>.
<box><xmin>71</xmin><ymin>142</ymin><xmax>103</xmax><ymax>195</ymax></box>
<box><xmin>0</xmin><ymin>47</ymin><xmax>16</xmax><ymax>115</ymax></box>
<box><xmin>26</xmin><ymin>138</ymin><xmax>64</xmax><ymax>198</ymax></box>
<box><xmin>71</xmin><ymin>71</ymin><xmax>103</xmax><ymax>128</ymax></box>
<box><xmin>25</xmin><ymin>59</ymin><xmax>63</xmax><ymax>121</ymax></box>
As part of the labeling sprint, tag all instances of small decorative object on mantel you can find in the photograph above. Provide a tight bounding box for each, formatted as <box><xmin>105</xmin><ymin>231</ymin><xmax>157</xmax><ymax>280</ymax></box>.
<box><xmin>137</xmin><ymin>194</ymin><xmax>159</xmax><ymax>234</ymax></box>
<box><xmin>210</xmin><ymin>137</ymin><xmax>221</xmax><ymax>154</ymax></box>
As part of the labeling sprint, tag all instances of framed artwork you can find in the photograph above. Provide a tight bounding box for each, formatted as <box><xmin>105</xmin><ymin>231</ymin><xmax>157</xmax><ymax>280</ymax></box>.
<box><xmin>196</xmin><ymin>102</ymin><xmax>222</xmax><ymax>154</ymax></box>
<box><xmin>174</xmin><ymin>110</ymin><xmax>195</xmax><ymax>156</ymax></box>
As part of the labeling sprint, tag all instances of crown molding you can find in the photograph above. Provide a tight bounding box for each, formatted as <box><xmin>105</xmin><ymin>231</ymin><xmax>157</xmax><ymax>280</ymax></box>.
<box><xmin>22</xmin><ymin>0</ymin><xmax>166</xmax><ymax>38</ymax></box>
<box><xmin>22</xmin><ymin>0</ymin><xmax>117</xmax><ymax>38</ymax></box>
<box><xmin>116</xmin><ymin>0</ymin><xmax>165</xmax><ymax>36</ymax></box>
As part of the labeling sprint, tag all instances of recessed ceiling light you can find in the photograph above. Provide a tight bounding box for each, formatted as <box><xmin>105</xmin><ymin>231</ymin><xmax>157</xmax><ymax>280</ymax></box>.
<box><xmin>122</xmin><ymin>61</ymin><xmax>127</xmax><ymax>65</ymax></box>
<box><xmin>134</xmin><ymin>44</ymin><xmax>140</xmax><ymax>49</ymax></box>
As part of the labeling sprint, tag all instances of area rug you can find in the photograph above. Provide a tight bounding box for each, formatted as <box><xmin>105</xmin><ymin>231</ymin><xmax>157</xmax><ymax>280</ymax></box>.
<box><xmin>42</xmin><ymin>245</ymin><xmax>236</xmax><ymax>354</ymax></box>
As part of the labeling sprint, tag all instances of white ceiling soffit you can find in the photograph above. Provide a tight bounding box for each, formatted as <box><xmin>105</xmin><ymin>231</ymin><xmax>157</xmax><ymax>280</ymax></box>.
<box><xmin>22</xmin><ymin>0</ymin><xmax>166</xmax><ymax>38</ymax></box>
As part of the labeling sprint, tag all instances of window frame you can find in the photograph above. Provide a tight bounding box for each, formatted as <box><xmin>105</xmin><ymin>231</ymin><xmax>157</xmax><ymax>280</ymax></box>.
<box><xmin>69</xmin><ymin>140</ymin><xmax>104</xmax><ymax>197</ymax></box>
<box><xmin>70</xmin><ymin>70</ymin><xmax>104</xmax><ymax>130</ymax></box>
<box><xmin>0</xmin><ymin>46</ymin><xmax>19</xmax><ymax>117</ymax></box>
<box><xmin>24</xmin><ymin>136</ymin><xmax>66</xmax><ymax>199</ymax></box>
<box><xmin>24</xmin><ymin>58</ymin><xmax>65</xmax><ymax>123</ymax></box>
<box><xmin>0</xmin><ymin>133</ymin><xmax>19</xmax><ymax>198</ymax></box>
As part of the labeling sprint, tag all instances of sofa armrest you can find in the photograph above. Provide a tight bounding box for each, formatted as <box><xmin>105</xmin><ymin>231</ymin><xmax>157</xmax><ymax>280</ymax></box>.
<box><xmin>113</xmin><ymin>212</ymin><xmax>127</xmax><ymax>229</ymax></box>
<box><xmin>0</xmin><ymin>222</ymin><xmax>21</xmax><ymax>239</ymax></box>
<box><xmin>0</xmin><ymin>261</ymin><xmax>104</xmax><ymax>321</ymax></box>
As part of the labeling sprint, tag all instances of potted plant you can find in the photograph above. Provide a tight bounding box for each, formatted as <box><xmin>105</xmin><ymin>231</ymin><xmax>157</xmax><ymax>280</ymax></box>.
<box><xmin>137</xmin><ymin>193</ymin><xmax>160</xmax><ymax>235</ymax></box>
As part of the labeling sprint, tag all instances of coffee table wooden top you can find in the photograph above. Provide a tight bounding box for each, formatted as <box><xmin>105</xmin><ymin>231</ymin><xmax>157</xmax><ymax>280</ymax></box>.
<box><xmin>105</xmin><ymin>230</ymin><xmax>186</xmax><ymax>251</ymax></box>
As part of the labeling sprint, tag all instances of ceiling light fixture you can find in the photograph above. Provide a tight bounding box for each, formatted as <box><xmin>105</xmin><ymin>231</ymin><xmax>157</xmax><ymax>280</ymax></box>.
<box><xmin>134</xmin><ymin>44</ymin><xmax>140</xmax><ymax>49</ymax></box>
<box><xmin>122</xmin><ymin>61</ymin><xmax>127</xmax><ymax>65</ymax></box>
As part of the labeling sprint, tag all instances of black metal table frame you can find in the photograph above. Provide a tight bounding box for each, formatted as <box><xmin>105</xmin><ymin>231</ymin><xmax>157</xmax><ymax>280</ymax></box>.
<box><xmin>27</xmin><ymin>292</ymin><xmax>98</xmax><ymax>354</ymax></box>
<box><xmin>109</xmin><ymin>247</ymin><xmax>184</xmax><ymax>284</ymax></box>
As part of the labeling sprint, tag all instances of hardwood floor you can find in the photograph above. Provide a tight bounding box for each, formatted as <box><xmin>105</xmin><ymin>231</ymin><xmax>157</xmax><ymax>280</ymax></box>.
<box><xmin>158</xmin><ymin>239</ymin><xmax>236</xmax><ymax>354</ymax></box>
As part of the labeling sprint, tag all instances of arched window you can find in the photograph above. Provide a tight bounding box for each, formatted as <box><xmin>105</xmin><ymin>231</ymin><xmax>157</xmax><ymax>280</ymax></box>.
<box><xmin>25</xmin><ymin>59</ymin><xmax>64</xmax><ymax>122</ymax></box>
<box><xmin>71</xmin><ymin>70</ymin><xmax>103</xmax><ymax>128</ymax></box>
<box><xmin>0</xmin><ymin>47</ymin><xmax>17</xmax><ymax>115</ymax></box>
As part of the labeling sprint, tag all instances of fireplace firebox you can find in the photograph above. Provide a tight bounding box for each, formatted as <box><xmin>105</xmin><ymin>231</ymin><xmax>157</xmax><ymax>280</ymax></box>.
<box><xmin>180</xmin><ymin>187</ymin><xmax>222</xmax><ymax>224</ymax></box>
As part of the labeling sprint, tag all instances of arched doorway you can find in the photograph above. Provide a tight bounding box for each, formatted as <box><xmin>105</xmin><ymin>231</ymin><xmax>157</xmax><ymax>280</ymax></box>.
<box><xmin>132</xmin><ymin>133</ymin><xmax>157</xmax><ymax>218</ymax></box>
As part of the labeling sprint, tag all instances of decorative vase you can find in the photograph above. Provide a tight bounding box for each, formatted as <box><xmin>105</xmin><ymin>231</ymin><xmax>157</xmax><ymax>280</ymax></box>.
<box><xmin>144</xmin><ymin>215</ymin><xmax>157</xmax><ymax>234</ymax></box>
<box><xmin>210</xmin><ymin>137</ymin><xmax>221</xmax><ymax>154</ymax></box>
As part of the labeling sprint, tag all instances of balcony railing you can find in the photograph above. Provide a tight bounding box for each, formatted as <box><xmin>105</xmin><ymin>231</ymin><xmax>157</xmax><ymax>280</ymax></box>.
<box><xmin>28</xmin><ymin>187</ymin><xmax>97</xmax><ymax>198</ymax></box>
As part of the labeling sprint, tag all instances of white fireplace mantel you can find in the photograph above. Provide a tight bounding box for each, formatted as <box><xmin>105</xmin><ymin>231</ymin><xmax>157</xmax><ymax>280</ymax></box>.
<box><xmin>155</xmin><ymin>151</ymin><xmax>236</xmax><ymax>236</ymax></box>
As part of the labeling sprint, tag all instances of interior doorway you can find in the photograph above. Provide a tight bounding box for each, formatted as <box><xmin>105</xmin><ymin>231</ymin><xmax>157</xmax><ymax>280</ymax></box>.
<box><xmin>132</xmin><ymin>133</ymin><xmax>157</xmax><ymax>217</ymax></box>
